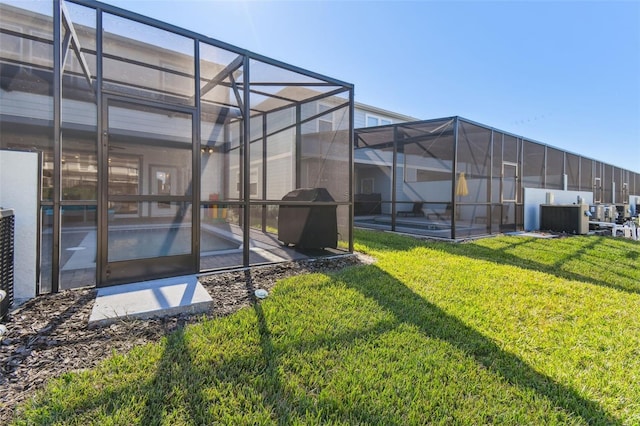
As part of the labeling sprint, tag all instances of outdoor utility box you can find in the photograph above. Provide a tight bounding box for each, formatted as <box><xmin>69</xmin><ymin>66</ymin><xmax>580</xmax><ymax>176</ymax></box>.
<box><xmin>0</xmin><ymin>209</ymin><xmax>15</xmax><ymax>320</ymax></box>
<box><xmin>278</xmin><ymin>188</ymin><xmax>337</xmax><ymax>249</ymax></box>
<box><xmin>540</xmin><ymin>204</ymin><xmax>589</xmax><ymax>235</ymax></box>
<box><xmin>589</xmin><ymin>204</ymin><xmax>604</xmax><ymax>222</ymax></box>
<box><xmin>614</xmin><ymin>204</ymin><xmax>630</xmax><ymax>224</ymax></box>
<box><xmin>604</xmin><ymin>205</ymin><xmax>617</xmax><ymax>223</ymax></box>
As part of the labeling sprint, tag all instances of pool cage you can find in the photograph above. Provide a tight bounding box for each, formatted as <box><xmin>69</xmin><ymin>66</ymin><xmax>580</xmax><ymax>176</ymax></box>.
<box><xmin>0</xmin><ymin>0</ymin><xmax>353</xmax><ymax>292</ymax></box>
<box><xmin>354</xmin><ymin>117</ymin><xmax>640</xmax><ymax>240</ymax></box>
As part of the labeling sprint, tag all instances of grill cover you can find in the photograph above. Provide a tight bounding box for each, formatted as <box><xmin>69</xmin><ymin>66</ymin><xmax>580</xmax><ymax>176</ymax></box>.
<box><xmin>278</xmin><ymin>188</ymin><xmax>337</xmax><ymax>249</ymax></box>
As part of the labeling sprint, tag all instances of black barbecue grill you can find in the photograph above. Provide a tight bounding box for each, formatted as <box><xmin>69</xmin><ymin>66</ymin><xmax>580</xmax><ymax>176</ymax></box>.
<box><xmin>278</xmin><ymin>188</ymin><xmax>337</xmax><ymax>249</ymax></box>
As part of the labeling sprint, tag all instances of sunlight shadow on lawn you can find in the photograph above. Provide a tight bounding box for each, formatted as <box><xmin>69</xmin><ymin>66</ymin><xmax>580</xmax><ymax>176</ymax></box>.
<box><xmin>30</xmin><ymin>262</ymin><xmax>621</xmax><ymax>424</ymax></box>
<box><xmin>432</xmin><ymin>236</ymin><xmax>640</xmax><ymax>295</ymax></box>
<box><xmin>342</xmin><ymin>264</ymin><xmax>621</xmax><ymax>425</ymax></box>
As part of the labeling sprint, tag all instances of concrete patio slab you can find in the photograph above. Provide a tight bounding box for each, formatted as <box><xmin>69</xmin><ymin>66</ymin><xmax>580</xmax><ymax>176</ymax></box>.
<box><xmin>505</xmin><ymin>231</ymin><xmax>558</xmax><ymax>238</ymax></box>
<box><xmin>89</xmin><ymin>275</ymin><xmax>213</xmax><ymax>327</ymax></box>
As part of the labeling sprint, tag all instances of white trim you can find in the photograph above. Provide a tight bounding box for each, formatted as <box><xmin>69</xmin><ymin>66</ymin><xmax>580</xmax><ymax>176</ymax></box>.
<box><xmin>594</xmin><ymin>177</ymin><xmax>602</xmax><ymax>203</ymax></box>
<box><xmin>502</xmin><ymin>162</ymin><xmax>518</xmax><ymax>203</ymax></box>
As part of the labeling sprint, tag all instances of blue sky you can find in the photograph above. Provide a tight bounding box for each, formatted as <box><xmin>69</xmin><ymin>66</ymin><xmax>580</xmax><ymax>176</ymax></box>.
<box><xmin>101</xmin><ymin>0</ymin><xmax>640</xmax><ymax>173</ymax></box>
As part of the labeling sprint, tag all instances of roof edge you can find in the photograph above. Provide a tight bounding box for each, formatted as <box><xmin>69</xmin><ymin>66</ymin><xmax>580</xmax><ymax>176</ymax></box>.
<box><xmin>354</xmin><ymin>101</ymin><xmax>419</xmax><ymax>122</ymax></box>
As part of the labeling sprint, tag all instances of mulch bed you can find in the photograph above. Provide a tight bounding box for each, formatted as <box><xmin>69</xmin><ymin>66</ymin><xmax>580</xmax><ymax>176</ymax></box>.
<box><xmin>0</xmin><ymin>254</ymin><xmax>372</xmax><ymax>423</ymax></box>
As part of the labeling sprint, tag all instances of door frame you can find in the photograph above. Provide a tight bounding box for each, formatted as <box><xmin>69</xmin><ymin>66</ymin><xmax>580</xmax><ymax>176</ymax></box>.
<box><xmin>98</xmin><ymin>95</ymin><xmax>199</xmax><ymax>287</ymax></box>
<box><xmin>594</xmin><ymin>177</ymin><xmax>602</xmax><ymax>203</ymax></box>
<box><xmin>501</xmin><ymin>162</ymin><xmax>518</xmax><ymax>203</ymax></box>
<box><xmin>500</xmin><ymin>161</ymin><xmax>518</xmax><ymax>231</ymax></box>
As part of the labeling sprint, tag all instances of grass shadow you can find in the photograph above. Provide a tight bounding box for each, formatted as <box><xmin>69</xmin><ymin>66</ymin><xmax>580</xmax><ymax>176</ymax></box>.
<box><xmin>243</xmin><ymin>270</ymin><xmax>400</xmax><ymax>425</ymax></box>
<box><xmin>356</xmin><ymin>229</ymin><xmax>640</xmax><ymax>295</ymax></box>
<box><xmin>37</xmin><ymin>319</ymin><xmax>216</xmax><ymax>425</ymax></box>
<box><xmin>342</xmin><ymin>264</ymin><xmax>621</xmax><ymax>424</ymax></box>
<box><xmin>14</xmin><ymin>262</ymin><xmax>624</xmax><ymax>424</ymax></box>
<box><xmin>139</xmin><ymin>322</ymin><xmax>214</xmax><ymax>425</ymax></box>
<box><xmin>440</xmin><ymin>236</ymin><xmax>640</xmax><ymax>295</ymax></box>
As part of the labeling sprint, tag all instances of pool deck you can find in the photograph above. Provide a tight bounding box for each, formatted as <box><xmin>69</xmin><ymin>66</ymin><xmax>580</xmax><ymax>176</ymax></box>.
<box><xmin>88</xmin><ymin>275</ymin><xmax>213</xmax><ymax>327</ymax></box>
<box><xmin>47</xmin><ymin>223</ymin><xmax>345</xmax><ymax>295</ymax></box>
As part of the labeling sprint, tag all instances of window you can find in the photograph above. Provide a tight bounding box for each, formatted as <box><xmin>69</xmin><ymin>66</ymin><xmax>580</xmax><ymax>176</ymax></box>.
<box><xmin>30</xmin><ymin>29</ymin><xmax>51</xmax><ymax>64</ymax></box>
<box><xmin>160</xmin><ymin>61</ymin><xmax>189</xmax><ymax>95</ymax></box>
<box><xmin>361</xmin><ymin>178</ymin><xmax>374</xmax><ymax>194</ymax></box>
<box><xmin>236</xmin><ymin>168</ymin><xmax>259</xmax><ymax>196</ymax></box>
<box><xmin>365</xmin><ymin>114</ymin><xmax>392</xmax><ymax>127</ymax></box>
<box><xmin>318</xmin><ymin>103</ymin><xmax>333</xmax><ymax>132</ymax></box>
<box><xmin>0</xmin><ymin>24</ymin><xmax>22</xmax><ymax>58</ymax></box>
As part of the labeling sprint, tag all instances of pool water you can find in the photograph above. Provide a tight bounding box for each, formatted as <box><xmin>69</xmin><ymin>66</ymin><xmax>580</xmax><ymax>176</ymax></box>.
<box><xmin>108</xmin><ymin>227</ymin><xmax>239</xmax><ymax>262</ymax></box>
<box><xmin>355</xmin><ymin>218</ymin><xmax>451</xmax><ymax>231</ymax></box>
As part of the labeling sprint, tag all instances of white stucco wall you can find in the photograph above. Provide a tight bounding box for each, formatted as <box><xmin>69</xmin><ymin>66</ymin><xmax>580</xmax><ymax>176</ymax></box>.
<box><xmin>0</xmin><ymin>150</ymin><xmax>38</xmax><ymax>301</ymax></box>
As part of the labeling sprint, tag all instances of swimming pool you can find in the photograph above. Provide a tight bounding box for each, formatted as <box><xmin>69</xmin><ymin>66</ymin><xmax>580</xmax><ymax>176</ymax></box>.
<box><xmin>355</xmin><ymin>218</ymin><xmax>451</xmax><ymax>231</ymax></box>
<box><xmin>108</xmin><ymin>226</ymin><xmax>240</xmax><ymax>262</ymax></box>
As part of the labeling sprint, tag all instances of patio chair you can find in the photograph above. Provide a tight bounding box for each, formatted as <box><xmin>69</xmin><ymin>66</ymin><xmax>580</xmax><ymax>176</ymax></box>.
<box><xmin>397</xmin><ymin>202</ymin><xmax>424</xmax><ymax>217</ymax></box>
<box><xmin>427</xmin><ymin>203</ymin><xmax>452</xmax><ymax>221</ymax></box>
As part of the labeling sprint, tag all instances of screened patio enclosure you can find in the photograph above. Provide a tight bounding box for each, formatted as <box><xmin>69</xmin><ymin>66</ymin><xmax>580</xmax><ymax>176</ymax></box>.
<box><xmin>0</xmin><ymin>0</ymin><xmax>353</xmax><ymax>293</ymax></box>
<box><xmin>355</xmin><ymin>117</ymin><xmax>639</xmax><ymax>240</ymax></box>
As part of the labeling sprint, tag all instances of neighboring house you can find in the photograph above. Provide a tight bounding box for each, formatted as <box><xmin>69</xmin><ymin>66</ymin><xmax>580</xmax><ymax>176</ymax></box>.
<box><xmin>354</xmin><ymin>102</ymin><xmax>418</xmax><ymax>129</ymax></box>
<box><xmin>353</xmin><ymin>103</ymin><xmax>417</xmax><ymax>204</ymax></box>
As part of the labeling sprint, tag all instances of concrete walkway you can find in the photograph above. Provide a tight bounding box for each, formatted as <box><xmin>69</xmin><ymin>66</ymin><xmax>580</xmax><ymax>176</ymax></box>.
<box><xmin>88</xmin><ymin>275</ymin><xmax>213</xmax><ymax>327</ymax></box>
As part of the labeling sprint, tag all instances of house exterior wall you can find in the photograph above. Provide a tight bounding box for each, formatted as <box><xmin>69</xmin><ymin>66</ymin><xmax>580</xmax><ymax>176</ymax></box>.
<box><xmin>354</xmin><ymin>102</ymin><xmax>416</xmax><ymax>129</ymax></box>
<box><xmin>0</xmin><ymin>150</ymin><xmax>39</xmax><ymax>301</ymax></box>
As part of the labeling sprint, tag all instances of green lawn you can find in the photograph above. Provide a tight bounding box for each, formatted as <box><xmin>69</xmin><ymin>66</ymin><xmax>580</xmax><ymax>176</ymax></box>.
<box><xmin>14</xmin><ymin>230</ymin><xmax>640</xmax><ymax>425</ymax></box>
